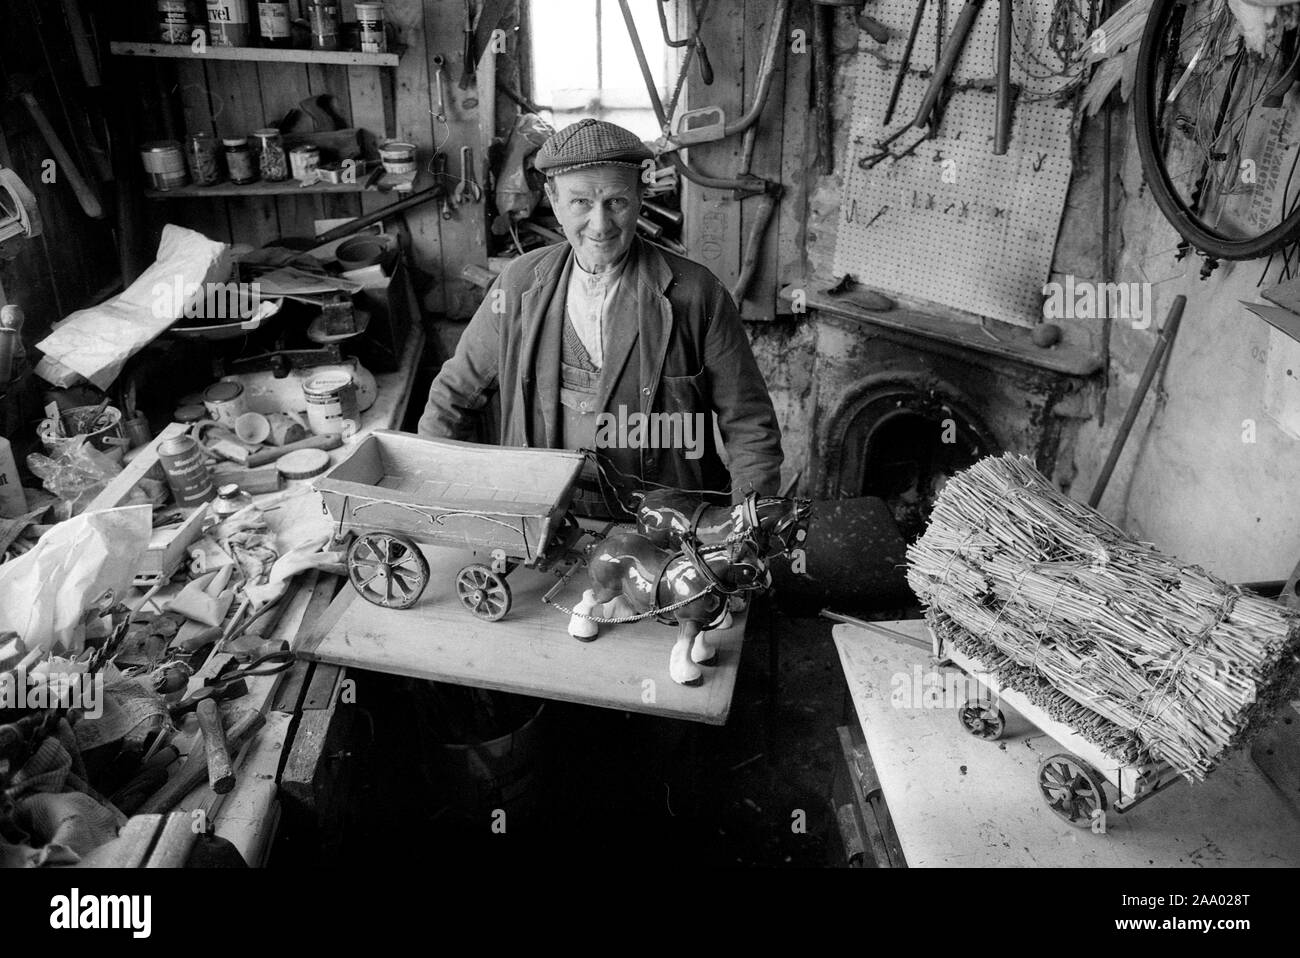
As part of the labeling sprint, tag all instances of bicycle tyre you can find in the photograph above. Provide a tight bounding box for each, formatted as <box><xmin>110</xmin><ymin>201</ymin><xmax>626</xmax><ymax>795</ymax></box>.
<box><xmin>1134</xmin><ymin>0</ymin><xmax>1300</xmax><ymax>260</ymax></box>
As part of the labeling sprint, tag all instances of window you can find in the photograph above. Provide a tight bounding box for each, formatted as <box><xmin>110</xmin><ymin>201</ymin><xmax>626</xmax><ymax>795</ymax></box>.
<box><xmin>527</xmin><ymin>0</ymin><xmax>671</xmax><ymax>141</ymax></box>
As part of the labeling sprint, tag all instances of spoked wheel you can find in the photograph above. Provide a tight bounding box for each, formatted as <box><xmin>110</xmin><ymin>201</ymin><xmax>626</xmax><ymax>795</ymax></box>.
<box><xmin>1037</xmin><ymin>753</ymin><xmax>1109</xmax><ymax>829</ymax></box>
<box><xmin>456</xmin><ymin>564</ymin><xmax>513</xmax><ymax>621</ymax></box>
<box><xmin>347</xmin><ymin>532</ymin><xmax>430</xmax><ymax>609</ymax></box>
<box><xmin>1135</xmin><ymin>0</ymin><xmax>1300</xmax><ymax>262</ymax></box>
<box><xmin>957</xmin><ymin>697</ymin><xmax>1006</xmax><ymax>741</ymax></box>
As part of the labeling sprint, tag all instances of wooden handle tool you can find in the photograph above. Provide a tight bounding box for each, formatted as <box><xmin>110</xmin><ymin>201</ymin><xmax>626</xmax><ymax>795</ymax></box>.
<box><xmin>246</xmin><ymin>433</ymin><xmax>341</xmax><ymax>467</ymax></box>
<box><xmin>196</xmin><ymin>698</ymin><xmax>236</xmax><ymax>794</ymax></box>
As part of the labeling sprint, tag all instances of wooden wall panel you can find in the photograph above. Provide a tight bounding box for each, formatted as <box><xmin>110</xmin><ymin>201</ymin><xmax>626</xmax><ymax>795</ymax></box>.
<box><xmin>776</xmin><ymin>0</ymin><xmax>810</xmax><ymax>298</ymax></box>
<box><xmin>739</xmin><ymin>0</ymin><xmax>787</xmax><ymax>321</ymax></box>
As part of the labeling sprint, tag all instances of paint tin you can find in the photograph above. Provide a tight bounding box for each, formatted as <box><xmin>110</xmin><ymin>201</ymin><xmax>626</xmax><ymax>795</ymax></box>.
<box><xmin>158</xmin><ymin>434</ymin><xmax>216</xmax><ymax>506</ymax></box>
<box><xmin>203</xmin><ymin>380</ymin><xmax>247</xmax><ymax>430</ymax></box>
<box><xmin>158</xmin><ymin>0</ymin><xmax>192</xmax><ymax>44</ymax></box>
<box><xmin>141</xmin><ymin>141</ymin><xmax>189</xmax><ymax>191</ymax></box>
<box><xmin>379</xmin><ymin>141</ymin><xmax>417</xmax><ymax>175</ymax></box>
<box><xmin>355</xmin><ymin>2</ymin><xmax>387</xmax><ymax>53</ymax></box>
<box><xmin>303</xmin><ymin>370</ymin><xmax>359</xmax><ymax>438</ymax></box>
<box><xmin>290</xmin><ymin>144</ymin><xmax>320</xmax><ymax>182</ymax></box>
<box><xmin>207</xmin><ymin>0</ymin><xmax>252</xmax><ymax>47</ymax></box>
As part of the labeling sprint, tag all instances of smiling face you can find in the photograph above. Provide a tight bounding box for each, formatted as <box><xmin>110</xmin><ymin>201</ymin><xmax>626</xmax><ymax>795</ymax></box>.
<box><xmin>545</xmin><ymin>165</ymin><xmax>642</xmax><ymax>273</ymax></box>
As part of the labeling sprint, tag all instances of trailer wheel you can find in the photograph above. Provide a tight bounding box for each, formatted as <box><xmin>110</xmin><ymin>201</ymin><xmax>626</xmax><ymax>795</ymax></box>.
<box><xmin>456</xmin><ymin>564</ymin><xmax>513</xmax><ymax>621</ymax></box>
<box><xmin>957</xmin><ymin>697</ymin><xmax>1005</xmax><ymax>741</ymax></box>
<box><xmin>1038</xmin><ymin>753</ymin><xmax>1108</xmax><ymax>829</ymax></box>
<box><xmin>348</xmin><ymin>532</ymin><xmax>429</xmax><ymax>610</ymax></box>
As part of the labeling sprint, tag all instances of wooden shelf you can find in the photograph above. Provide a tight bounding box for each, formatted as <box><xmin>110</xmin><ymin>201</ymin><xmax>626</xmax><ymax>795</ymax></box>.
<box><xmin>145</xmin><ymin>179</ymin><xmax>370</xmax><ymax>199</ymax></box>
<box><xmin>109</xmin><ymin>41</ymin><xmax>400</xmax><ymax>67</ymax></box>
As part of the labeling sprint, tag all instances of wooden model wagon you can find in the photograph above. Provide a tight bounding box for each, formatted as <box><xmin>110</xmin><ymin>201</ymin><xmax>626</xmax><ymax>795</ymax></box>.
<box><xmin>315</xmin><ymin>431</ymin><xmax>587</xmax><ymax>620</ymax></box>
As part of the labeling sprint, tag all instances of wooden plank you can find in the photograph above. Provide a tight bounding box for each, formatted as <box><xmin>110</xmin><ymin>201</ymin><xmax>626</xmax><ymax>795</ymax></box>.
<box><xmin>681</xmin><ymin>0</ymin><xmax>745</xmax><ymax>293</ymax></box>
<box><xmin>422</xmin><ymin>0</ymin><xmax>488</xmax><ymax>319</ymax></box>
<box><xmin>307</xmin><ymin>60</ymin><xmax>363</xmax><ymax>222</ymax></box>
<box><xmin>297</xmin><ymin>547</ymin><xmax>747</xmax><ymax>725</ymax></box>
<box><xmin>833</xmin><ymin>621</ymin><xmax>1300</xmax><ymax>867</ymax></box>
<box><xmin>347</xmin><ymin>64</ymin><xmax>390</xmax><ymax>217</ymax></box>
<box><xmin>85</xmin><ymin>422</ymin><xmax>188</xmax><ymax>512</ymax></box>
<box><xmin>174</xmin><ymin>59</ymin><xmax>233</xmax><ymax>243</ymax></box>
<box><xmin>258</xmin><ymin>61</ymin><xmax>319</xmax><ymax>241</ymax></box>
<box><xmin>209</xmin><ymin>60</ymin><xmax>282</xmax><ymax>246</ymax></box>
<box><xmin>776</xmin><ymin>0</ymin><xmax>811</xmax><ymax>314</ymax></box>
<box><xmin>146</xmin><ymin>180</ymin><xmax>371</xmax><ymax>199</ymax></box>
<box><xmin>110</xmin><ymin>41</ymin><xmax>400</xmax><ymax>67</ymax></box>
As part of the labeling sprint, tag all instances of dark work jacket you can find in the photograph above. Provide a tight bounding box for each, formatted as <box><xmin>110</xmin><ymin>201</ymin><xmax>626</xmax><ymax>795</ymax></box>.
<box><xmin>416</xmin><ymin>238</ymin><xmax>783</xmax><ymax>507</ymax></box>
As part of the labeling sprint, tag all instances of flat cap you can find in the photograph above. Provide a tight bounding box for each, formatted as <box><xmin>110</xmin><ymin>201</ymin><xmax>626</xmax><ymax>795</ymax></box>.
<box><xmin>534</xmin><ymin>119</ymin><xmax>653</xmax><ymax>177</ymax></box>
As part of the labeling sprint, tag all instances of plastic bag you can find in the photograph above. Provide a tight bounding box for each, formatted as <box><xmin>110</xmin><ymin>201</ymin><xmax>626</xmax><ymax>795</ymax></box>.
<box><xmin>26</xmin><ymin>438</ymin><xmax>129</xmax><ymax>518</ymax></box>
<box><xmin>494</xmin><ymin>113</ymin><xmax>555</xmax><ymax>229</ymax></box>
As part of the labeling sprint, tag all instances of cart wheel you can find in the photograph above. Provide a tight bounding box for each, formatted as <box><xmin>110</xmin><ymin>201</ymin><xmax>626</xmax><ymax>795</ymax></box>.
<box><xmin>957</xmin><ymin>697</ymin><xmax>1005</xmax><ymax>741</ymax></box>
<box><xmin>456</xmin><ymin>564</ymin><xmax>513</xmax><ymax>621</ymax></box>
<box><xmin>347</xmin><ymin>532</ymin><xmax>429</xmax><ymax>610</ymax></box>
<box><xmin>1037</xmin><ymin>753</ymin><xmax>1109</xmax><ymax>829</ymax></box>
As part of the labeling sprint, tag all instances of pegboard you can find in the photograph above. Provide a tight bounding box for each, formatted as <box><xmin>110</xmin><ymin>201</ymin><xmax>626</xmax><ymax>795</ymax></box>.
<box><xmin>832</xmin><ymin>0</ymin><xmax>1083</xmax><ymax>327</ymax></box>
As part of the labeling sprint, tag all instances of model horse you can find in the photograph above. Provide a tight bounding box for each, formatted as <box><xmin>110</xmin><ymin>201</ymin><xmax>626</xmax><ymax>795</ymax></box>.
<box><xmin>568</xmin><ymin>532</ymin><xmax>768</xmax><ymax>686</ymax></box>
<box><xmin>634</xmin><ymin>490</ymin><xmax>811</xmax><ymax>558</ymax></box>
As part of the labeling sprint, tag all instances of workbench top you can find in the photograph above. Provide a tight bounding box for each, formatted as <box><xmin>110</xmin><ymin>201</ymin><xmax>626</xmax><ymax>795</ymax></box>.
<box><xmin>834</xmin><ymin>620</ymin><xmax>1300</xmax><ymax>867</ymax></box>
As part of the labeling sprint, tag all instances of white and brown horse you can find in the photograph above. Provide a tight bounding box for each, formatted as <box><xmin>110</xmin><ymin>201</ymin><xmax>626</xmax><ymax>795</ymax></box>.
<box><xmin>568</xmin><ymin>531</ymin><xmax>768</xmax><ymax>686</ymax></box>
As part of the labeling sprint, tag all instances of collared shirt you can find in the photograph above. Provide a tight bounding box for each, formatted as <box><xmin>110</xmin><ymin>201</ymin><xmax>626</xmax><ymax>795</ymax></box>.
<box><xmin>562</xmin><ymin>254</ymin><xmax>628</xmax><ymax>370</ymax></box>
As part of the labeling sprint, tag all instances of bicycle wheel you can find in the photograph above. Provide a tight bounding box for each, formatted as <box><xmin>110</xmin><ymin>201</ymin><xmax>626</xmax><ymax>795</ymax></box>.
<box><xmin>1135</xmin><ymin>0</ymin><xmax>1300</xmax><ymax>261</ymax></box>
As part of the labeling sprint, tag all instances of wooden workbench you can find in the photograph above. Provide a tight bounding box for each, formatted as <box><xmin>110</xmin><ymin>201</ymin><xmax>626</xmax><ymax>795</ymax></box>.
<box><xmin>298</xmin><ymin>546</ymin><xmax>747</xmax><ymax>725</ymax></box>
<box><xmin>833</xmin><ymin>620</ymin><xmax>1300</xmax><ymax>867</ymax></box>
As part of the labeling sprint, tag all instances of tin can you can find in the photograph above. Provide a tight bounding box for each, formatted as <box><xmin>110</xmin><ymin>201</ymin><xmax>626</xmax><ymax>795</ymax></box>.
<box><xmin>207</xmin><ymin>0</ymin><xmax>252</xmax><ymax>47</ymax></box>
<box><xmin>158</xmin><ymin>0</ymin><xmax>192</xmax><ymax>44</ymax></box>
<box><xmin>355</xmin><ymin>2</ymin><xmax>387</xmax><ymax>54</ymax></box>
<box><xmin>203</xmin><ymin>380</ymin><xmax>247</xmax><ymax>429</ymax></box>
<box><xmin>379</xmin><ymin>140</ymin><xmax>417</xmax><ymax>175</ymax></box>
<box><xmin>141</xmin><ymin>141</ymin><xmax>189</xmax><ymax>191</ymax></box>
<box><xmin>186</xmin><ymin>132</ymin><xmax>224</xmax><ymax>186</ymax></box>
<box><xmin>304</xmin><ymin>370</ymin><xmax>359</xmax><ymax>438</ymax></box>
<box><xmin>159</xmin><ymin>434</ymin><xmax>215</xmax><ymax>506</ymax></box>
<box><xmin>222</xmin><ymin>137</ymin><xmax>257</xmax><ymax>185</ymax></box>
<box><xmin>290</xmin><ymin>144</ymin><xmax>320</xmax><ymax>182</ymax></box>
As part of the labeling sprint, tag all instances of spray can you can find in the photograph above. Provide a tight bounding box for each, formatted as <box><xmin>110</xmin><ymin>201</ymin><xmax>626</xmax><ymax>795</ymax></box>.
<box><xmin>158</xmin><ymin>433</ymin><xmax>215</xmax><ymax>506</ymax></box>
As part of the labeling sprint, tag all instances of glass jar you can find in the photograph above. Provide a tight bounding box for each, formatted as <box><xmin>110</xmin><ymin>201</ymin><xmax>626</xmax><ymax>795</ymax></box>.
<box><xmin>252</xmin><ymin>127</ymin><xmax>288</xmax><ymax>182</ymax></box>
<box><xmin>185</xmin><ymin>132</ymin><xmax>224</xmax><ymax>186</ymax></box>
<box><xmin>257</xmin><ymin>1</ymin><xmax>292</xmax><ymax>46</ymax></box>
<box><xmin>307</xmin><ymin>0</ymin><xmax>340</xmax><ymax>51</ymax></box>
<box><xmin>222</xmin><ymin>137</ymin><xmax>257</xmax><ymax>185</ymax></box>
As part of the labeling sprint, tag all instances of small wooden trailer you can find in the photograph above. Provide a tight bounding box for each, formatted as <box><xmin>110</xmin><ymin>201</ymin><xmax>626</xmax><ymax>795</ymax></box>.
<box><xmin>315</xmin><ymin>431</ymin><xmax>587</xmax><ymax>620</ymax></box>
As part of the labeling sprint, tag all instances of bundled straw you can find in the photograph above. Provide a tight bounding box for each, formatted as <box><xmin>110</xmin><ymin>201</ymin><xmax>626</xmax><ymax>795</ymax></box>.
<box><xmin>907</xmin><ymin>454</ymin><xmax>1300</xmax><ymax>781</ymax></box>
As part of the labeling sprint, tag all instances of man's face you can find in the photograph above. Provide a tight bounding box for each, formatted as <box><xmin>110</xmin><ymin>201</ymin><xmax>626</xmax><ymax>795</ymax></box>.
<box><xmin>546</xmin><ymin>166</ymin><xmax>641</xmax><ymax>272</ymax></box>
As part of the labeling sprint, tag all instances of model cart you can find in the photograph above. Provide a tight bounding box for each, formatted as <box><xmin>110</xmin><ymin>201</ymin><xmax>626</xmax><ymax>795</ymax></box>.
<box><xmin>931</xmin><ymin>627</ymin><xmax>1184</xmax><ymax>830</ymax></box>
<box><xmin>315</xmin><ymin>431</ymin><xmax>587</xmax><ymax>620</ymax></box>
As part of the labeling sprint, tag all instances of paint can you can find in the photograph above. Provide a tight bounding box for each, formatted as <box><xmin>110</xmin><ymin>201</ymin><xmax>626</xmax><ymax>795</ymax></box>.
<box><xmin>158</xmin><ymin>0</ymin><xmax>192</xmax><ymax>44</ymax></box>
<box><xmin>207</xmin><ymin>0</ymin><xmax>252</xmax><ymax>47</ymax></box>
<box><xmin>355</xmin><ymin>2</ymin><xmax>387</xmax><ymax>53</ymax></box>
<box><xmin>158</xmin><ymin>433</ymin><xmax>215</xmax><ymax>506</ymax></box>
<box><xmin>379</xmin><ymin>141</ymin><xmax>417</xmax><ymax>175</ymax></box>
<box><xmin>289</xmin><ymin>144</ymin><xmax>320</xmax><ymax>182</ymax></box>
<box><xmin>140</xmin><ymin>141</ymin><xmax>189</xmax><ymax>191</ymax></box>
<box><xmin>303</xmin><ymin>370</ymin><xmax>359</xmax><ymax>438</ymax></box>
<box><xmin>203</xmin><ymin>380</ymin><xmax>247</xmax><ymax>430</ymax></box>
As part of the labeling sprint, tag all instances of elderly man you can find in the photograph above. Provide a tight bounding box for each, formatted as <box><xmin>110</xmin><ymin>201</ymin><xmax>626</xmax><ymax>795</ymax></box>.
<box><xmin>417</xmin><ymin>119</ymin><xmax>783</xmax><ymax>518</ymax></box>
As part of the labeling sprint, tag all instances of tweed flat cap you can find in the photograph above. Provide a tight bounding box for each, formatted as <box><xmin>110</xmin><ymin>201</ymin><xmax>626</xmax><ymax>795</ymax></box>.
<box><xmin>534</xmin><ymin>119</ymin><xmax>653</xmax><ymax>176</ymax></box>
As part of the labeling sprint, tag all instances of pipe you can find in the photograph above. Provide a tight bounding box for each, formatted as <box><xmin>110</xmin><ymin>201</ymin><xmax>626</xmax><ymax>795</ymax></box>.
<box><xmin>993</xmin><ymin>0</ymin><xmax>1012</xmax><ymax>155</ymax></box>
<box><xmin>1087</xmin><ymin>295</ymin><xmax>1185</xmax><ymax>509</ymax></box>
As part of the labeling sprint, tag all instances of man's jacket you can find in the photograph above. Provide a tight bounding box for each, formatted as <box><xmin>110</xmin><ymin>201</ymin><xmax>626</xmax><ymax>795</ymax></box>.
<box><xmin>417</xmin><ymin>237</ymin><xmax>783</xmax><ymax>505</ymax></box>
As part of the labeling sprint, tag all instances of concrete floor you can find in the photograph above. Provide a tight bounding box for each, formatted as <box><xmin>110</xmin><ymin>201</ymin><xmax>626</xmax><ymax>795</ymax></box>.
<box><xmin>273</xmin><ymin>606</ymin><xmax>860</xmax><ymax>867</ymax></box>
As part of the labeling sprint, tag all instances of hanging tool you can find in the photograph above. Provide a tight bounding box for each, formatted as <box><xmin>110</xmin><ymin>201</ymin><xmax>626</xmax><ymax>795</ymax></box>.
<box><xmin>453</xmin><ymin>146</ymin><xmax>483</xmax><ymax>207</ymax></box>
<box><xmin>883</xmin><ymin>0</ymin><xmax>927</xmax><ymax>125</ymax></box>
<box><xmin>658</xmin><ymin>0</ymin><xmax>714</xmax><ymax>87</ymax></box>
<box><xmin>431</xmin><ymin>55</ymin><xmax>450</xmax><ymax>123</ymax></box>
<box><xmin>5</xmin><ymin>82</ymin><xmax>104</xmax><ymax>219</ymax></box>
<box><xmin>431</xmin><ymin>150</ymin><xmax>453</xmax><ymax>219</ymax></box>
<box><xmin>913</xmin><ymin>0</ymin><xmax>984</xmax><ymax>131</ymax></box>
<box><xmin>994</xmin><ymin>0</ymin><xmax>1013</xmax><ymax>154</ymax></box>
<box><xmin>459</xmin><ymin>0</ymin><xmax>477</xmax><ymax>89</ymax></box>
<box><xmin>732</xmin><ymin>182</ymin><xmax>784</xmax><ymax>304</ymax></box>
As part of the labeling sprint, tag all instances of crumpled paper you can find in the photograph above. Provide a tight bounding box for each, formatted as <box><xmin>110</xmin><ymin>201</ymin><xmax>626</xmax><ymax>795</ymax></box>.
<box><xmin>35</xmin><ymin>224</ymin><xmax>230</xmax><ymax>389</ymax></box>
<box><xmin>0</xmin><ymin>505</ymin><xmax>152</xmax><ymax>653</ymax></box>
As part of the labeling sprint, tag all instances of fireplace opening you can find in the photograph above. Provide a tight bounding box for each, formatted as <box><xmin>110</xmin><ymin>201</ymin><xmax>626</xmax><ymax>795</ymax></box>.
<box><xmin>821</xmin><ymin>379</ymin><xmax>999</xmax><ymax>542</ymax></box>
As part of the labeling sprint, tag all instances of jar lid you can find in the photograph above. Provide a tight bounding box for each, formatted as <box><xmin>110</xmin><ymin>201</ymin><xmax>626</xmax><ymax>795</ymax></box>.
<box><xmin>276</xmin><ymin>448</ymin><xmax>332</xmax><ymax>480</ymax></box>
<box><xmin>141</xmin><ymin>140</ymin><xmax>181</xmax><ymax>152</ymax></box>
<box><xmin>188</xmin><ymin>131</ymin><xmax>215</xmax><ymax>141</ymax></box>
<box><xmin>204</xmin><ymin>380</ymin><xmax>244</xmax><ymax>402</ymax></box>
<box><xmin>174</xmin><ymin>404</ymin><xmax>207</xmax><ymax>423</ymax></box>
<box><xmin>217</xmin><ymin>483</ymin><xmax>240</xmax><ymax>497</ymax></box>
<box><xmin>252</xmin><ymin>127</ymin><xmax>280</xmax><ymax>137</ymax></box>
<box><xmin>304</xmin><ymin>371</ymin><xmax>353</xmax><ymax>394</ymax></box>
<box><xmin>222</xmin><ymin>137</ymin><xmax>248</xmax><ymax>147</ymax></box>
